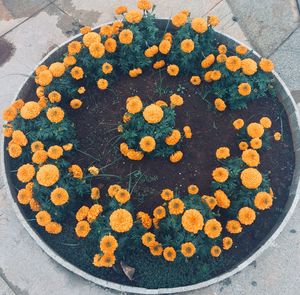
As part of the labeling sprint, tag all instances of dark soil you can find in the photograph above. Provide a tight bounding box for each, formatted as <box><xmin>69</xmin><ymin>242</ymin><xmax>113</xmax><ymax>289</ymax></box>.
<box><xmin>5</xmin><ymin>68</ymin><xmax>295</xmax><ymax>289</ymax></box>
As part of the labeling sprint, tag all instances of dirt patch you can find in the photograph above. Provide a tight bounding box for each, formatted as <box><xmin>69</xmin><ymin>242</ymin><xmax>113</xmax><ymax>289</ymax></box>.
<box><xmin>0</xmin><ymin>38</ymin><xmax>15</xmax><ymax>66</ymax></box>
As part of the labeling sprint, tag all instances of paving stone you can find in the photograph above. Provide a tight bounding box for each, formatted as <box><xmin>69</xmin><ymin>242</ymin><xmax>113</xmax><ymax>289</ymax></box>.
<box><xmin>227</xmin><ymin>0</ymin><xmax>300</xmax><ymax>56</ymax></box>
<box><xmin>0</xmin><ymin>0</ymin><xmax>50</xmax><ymax>36</ymax></box>
<box><xmin>271</xmin><ymin>27</ymin><xmax>300</xmax><ymax>92</ymax></box>
<box><xmin>0</xmin><ymin>277</ymin><xmax>14</xmax><ymax>295</ymax></box>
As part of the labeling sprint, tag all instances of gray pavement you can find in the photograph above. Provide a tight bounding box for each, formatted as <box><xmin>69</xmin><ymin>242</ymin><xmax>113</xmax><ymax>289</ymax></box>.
<box><xmin>0</xmin><ymin>0</ymin><xmax>300</xmax><ymax>294</ymax></box>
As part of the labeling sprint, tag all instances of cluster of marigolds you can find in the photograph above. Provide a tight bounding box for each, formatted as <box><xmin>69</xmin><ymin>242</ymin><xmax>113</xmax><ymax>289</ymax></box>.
<box><xmin>2</xmin><ymin>0</ymin><xmax>281</xmax><ymax>269</ymax></box>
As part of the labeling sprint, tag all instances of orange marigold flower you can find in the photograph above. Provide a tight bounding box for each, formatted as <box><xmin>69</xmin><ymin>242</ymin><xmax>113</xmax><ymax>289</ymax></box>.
<box><xmin>202</xmin><ymin>195</ymin><xmax>217</xmax><ymax>210</ymax></box>
<box><xmin>214</xmin><ymin>190</ymin><xmax>231</xmax><ymax>209</ymax></box>
<box><xmin>214</xmin><ymin>98</ymin><xmax>226</xmax><ymax>111</ymax></box>
<box><xmin>31</xmin><ymin>141</ymin><xmax>44</xmax><ymax>152</ymax></box>
<box><xmin>274</xmin><ymin>132</ymin><xmax>281</xmax><ymax>141</ymax></box>
<box><xmin>119</xmin><ymin>29</ymin><xmax>133</xmax><ymax>44</ymax></box>
<box><xmin>100</xmin><ymin>235</ymin><xmax>118</xmax><ymax>253</ymax></box>
<box><xmin>238</xmin><ymin>82</ymin><xmax>252</xmax><ymax>96</ymax></box>
<box><xmin>216</xmin><ymin>147</ymin><xmax>230</xmax><ymax>159</ymax></box>
<box><xmin>3</xmin><ymin>106</ymin><xmax>17</xmax><ymax>121</ymax></box>
<box><xmin>12</xmin><ymin>130</ymin><xmax>28</xmax><ymax>146</ymax></box>
<box><xmin>68</xmin><ymin>164</ymin><xmax>83</xmax><ymax>179</ymax></box>
<box><xmin>208</xmin><ymin>15</ymin><xmax>219</xmax><ymax>26</ymax></box>
<box><xmin>216</xmin><ymin>54</ymin><xmax>227</xmax><ymax>63</ymax></box>
<box><xmin>142</xmin><ymin>232</ymin><xmax>156</xmax><ymax>247</ymax></box>
<box><xmin>47</xmin><ymin>145</ymin><xmax>63</xmax><ymax>160</ymax></box>
<box><xmin>155</xmin><ymin>100</ymin><xmax>168</xmax><ymax>107</ymax></box>
<box><xmin>75</xmin><ymin>220</ymin><xmax>91</xmax><ymax>237</ymax></box>
<box><xmin>159</xmin><ymin>39</ymin><xmax>171</xmax><ymax>55</ymax></box>
<box><xmin>89</xmin><ymin>42</ymin><xmax>105</xmax><ymax>58</ymax></box>
<box><xmin>100</xmin><ymin>25</ymin><xmax>113</xmax><ymax>37</ymax></box>
<box><xmin>201</xmin><ymin>54</ymin><xmax>215</xmax><ymax>68</ymax></box>
<box><xmin>45</xmin><ymin>222</ymin><xmax>62</xmax><ymax>234</ymax></box>
<box><xmin>36</xmin><ymin>164</ymin><xmax>60</xmax><ymax>187</ymax></box>
<box><xmin>165</xmin><ymin>129</ymin><xmax>181</xmax><ymax>145</ymax></box>
<box><xmin>241</xmin><ymin>58</ymin><xmax>257</xmax><ymax>75</ymax></box>
<box><xmin>125</xmin><ymin>9</ymin><xmax>142</xmax><ymax>23</ymax></box>
<box><xmin>143</xmin><ymin>104</ymin><xmax>164</xmax><ymax>124</ymax></box>
<box><xmin>29</xmin><ymin>198</ymin><xmax>40</xmax><ymax>212</ymax></box>
<box><xmin>181</xmin><ymin>242</ymin><xmax>196</xmax><ymax>257</ymax></box>
<box><xmin>70</xmin><ymin>99</ymin><xmax>82</xmax><ymax>109</ymax></box>
<box><xmin>183</xmin><ymin>126</ymin><xmax>192</xmax><ymax>138</ymax></box>
<box><xmin>3</xmin><ymin>124</ymin><xmax>13</xmax><ymax>137</ymax></box>
<box><xmin>236</xmin><ymin>44</ymin><xmax>248</xmax><ymax>55</ymax></box>
<box><xmin>225</xmin><ymin>56</ymin><xmax>241</xmax><ymax>72</ymax></box>
<box><xmin>168</xmin><ymin>198</ymin><xmax>185</xmax><ymax>215</ymax></box>
<box><xmin>95</xmin><ymin>253</ymin><xmax>116</xmax><ymax>268</ymax></box>
<box><xmin>153</xmin><ymin>206</ymin><xmax>166</xmax><ymax>220</ymax></box>
<box><xmin>49</xmin><ymin>62</ymin><xmax>65</xmax><ymax>78</ymax></box>
<box><xmin>188</xmin><ymin>184</ymin><xmax>199</xmax><ymax>195</ymax></box>
<box><xmin>250</xmin><ymin>137</ymin><xmax>262</xmax><ymax>149</ymax></box>
<box><xmin>140</xmin><ymin>136</ymin><xmax>156</xmax><ymax>153</ymax></box>
<box><xmin>50</xmin><ymin>187</ymin><xmax>69</xmax><ymax>206</ymax></box>
<box><xmin>161</xmin><ymin>188</ymin><xmax>174</xmax><ymax>201</ymax></box>
<box><xmin>191</xmin><ymin>17</ymin><xmax>207</xmax><ymax>33</ymax></box>
<box><xmin>112</xmin><ymin>20</ymin><xmax>124</xmax><ymax>35</ymax></box>
<box><xmin>102</xmin><ymin>62</ymin><xmax>113</xmax><ymax>74</ymax></box>
<box><xmin>97</xmin><ymin>78</ymin><xmax>108</xmax><ymax>90</ymax></box>
<box><xmin>242</xmin><ymin>149</ymin><xmax>260</xmax><ymax>167</ymax></box>
<box><xmin>35</xmin><ymin>64</ymin><xmax>48</xmax><ymax>75</ymax></box>
<box><xmin>190</xmin><ymin>75</ymin><xmax>201</xmax><ymax>85</ymax></box>
<box><xmin>153</xmin><ymin>60</ymin><xmax>165</xmax><ymax>69</ymax></box>
<box><xmin>163</xmin><ymin>246</ymin><xmax>176</xmax><ymax>262</ymax></box>
<box><xmin>76</xmin><ymin>206</ymin><xmax>89</xmax><ymax>221</ymax></box>
<box><xmin>115</xmin><ymin>188</ymin><xmax>130</xmax><ymax>204</ymax></box>
<box><xmin>104</xmin><ymin>38</ymin><xmax>117</xmax><ymax>53</ymax></box>
<box><xmin>80</xmin><ymin>26</ymin><xmax>91</xmax><ymax>35</ymax></box>
<box><xmin>32</xmin><ymin>149</ymin><xmax>48</xmax><ymax>164</ymax></box>
<box><xmin>223</xmin><ymin>237</ymin><xmax>233</xmax><ymax>250</ymax></box>
<box><xmin>163</xmin><ymin>32</ymin><xmax>173</xmax><ymax>42</ymax></box>
<box><xmin>233</xmin><ymin>118</ymin><xmax>244</xmax><ymax>130</ymax></box>
<box><xmin>17</xmin><ymin>164</ymin><xmax>35</xmax><ymax>183</ymax></box>
<box><xmin>182</xmin><ymin>209</ymin><xmax>204</xmax><ymax>234</ymax></box>
<box><xmin>137</xmin><ymin>0</ymin><xmax>152</xmax><ymax>10</ymax></box>
<box><xmin>17</xmin><ymin>188</ymin><xmax>32</xmax><ymax>205</ymax></box>
<box><xmin>8</xmin><ymin>143</ymin><xmax>22</xmax><ymax>158</ymax></box>
<box><xmin>70</xmin><ymin>66</ymin><xmax>84</xmax><ymax>80</ymax></box>
<box><xmin>169</xmin><ymin>151</ymin><xmax>183</xmax><ymax>163</ymax></box>
<box><xmin>115</xmin><ymin>5</ymin><xmax>127</xmax><ymax>14</ymax></box>
<box><xmin>239</xmin><ymin>141</ymin><xmax>249</xmax><ymax>151</ymax></box>
<box><xmin>170</xmin><ymin>94</ymin><xmax>184</xmax><ymax>107</ymax></box>
<box><xmin>218</xmin><ymin>44</ymin><xmax>227</xmax><ymax>54</ymax></box>
<box><xmin>211</xmin><ymin>70</ymin><xmax>222</xmax><ymax>81</ymax></box>
<box><xmin>48</xmin><ymin>91</ymin><xmax>61</xmax><ymax>103</ymax></box>
<box><xmin>63</xmin><ymin>55</ymin><xmax>76</xmax><ymax>67</ymax></box>
<box><xmin>126</xmin><ymin>149</ymin><xmax>144</xmax><ymax>161</ymax></box>
<box><xmin>259</xmin><ymin>58</ymin><xmax>274</xmax><ymax>72</ymax></box>
<box><xmin>181</xmin><ymin>39</ymin><xmax>194</xmax><ymax>53</ymax></box>
<box><xmin>137</xmin><ymin>212</ymin><xmax>152</xmax><ymax>229</ymax></box>
<box><xmin>240</xmin><ymin>168</ymin><xmax>262</xmax><ymax>189</ymax></box>
<box><xmin>87</xmin><ymin>204</ymin><xmax>103</xmax><ymax>223</ymax></box>
<box><xmin>260</xmin><ymin>117</ymin><xmax>272</xmax><ymax>128</ymax></box>
<box><xmin>36</xmin><ymin>210</ymin><xmax>51</xmax><ymax>226</ymax></box>
<box><xmin>238</xmin><ymin>207</ymin><xmax>256</xmax><ymax>225</ymax></box>
<box><xmin>226</xmin><ymin>220</ymin><xmax>242</xmax><ymax>234</ymax></box>
<box><xmin>144</xmin><ymin>45</ymin><xmax>158</xmax><ymax>58</ymax></box>
<box><xmin>247</xmin><ymin>122</ymin><xmax>264</xmax><ymax>138</ymax></box>
<box><xmin>12</xmin><ymin>99</ymin><xmax>25</xmax><ymax>110</ymax></box>
<box><xmin>83</xmin><ymin>32</ymin><xmax>101</xmax><ymax>47</ymax></box>
<box><xmin>120</xmin><ymin>142</ymin><xmax>129</xmax><ymax>156</ymax></box>
<box><xmin>126</xmin><ymin>96</ymin><xmax>143</xmax><ymax>114</ymax></box>
<box><xmin>91</xmin><ymin>187</ymin><xmax>100</xmax><ymax>200</ymax></box>
<box><xmin>36</xmin><ymin>86</ymin><xmax>45</xmax><ymax>98</ymax></box>
<box><xmin>212</xmin><ymin>167</ymin><xmax>229</xmax><ymax>183</ymax></box>
<box><xmin>211</xmin><ymin>245</ymin><xmax>221</xmax><ymax>257</ymax></box>
<box><xmin>204</xmin><ymin>219</ymin><xmax>222</xmax><ymax>238</ymax></box>
<box><xmin>109</xmin><ymin>209</ymin><xmax>133</xmax><ymax>233</ymax></box>
<box><xmin>37</xmin><ymin>70</ymin><xmax>53</xmax><ymax>86</ymax></box>
<box><xmin>254</xmin><ymin>191</ymin><xmax>273</xmax><ymax>210</ymax></box>
<box><xmin>172</xmin><ymin>12</ymin><xmax>188</xmax><ymax>27</ymax></box>
<box><xmin>68</xmin><ymin>41</ymin><xmax>82</xmax><ymax>55</ymax></box>
<box><xmin>129</xmin><ymin>67</ymin><xmax>142</xmax><ymax>78</ymax></box>
<box><xmin>149</xmin><ymin>242</ymin><xmax>163</xmax><ymax>256</ymax></box>
<box><xmin>167</xmin><ymin>64</ymin><xmax>179</xmax><ymax>76</ymax></box>
<box><xmin>46</xmin><ymin>106</ymin><xmax>64</xmax><ymax>123</ymax></box>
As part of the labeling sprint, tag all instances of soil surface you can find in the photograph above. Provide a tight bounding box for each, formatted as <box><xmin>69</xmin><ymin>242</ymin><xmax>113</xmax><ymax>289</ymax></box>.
<box><xmin>4</xmin><ymin>68</ymin><xmax>295</xmax><ymax>288</ymax></box>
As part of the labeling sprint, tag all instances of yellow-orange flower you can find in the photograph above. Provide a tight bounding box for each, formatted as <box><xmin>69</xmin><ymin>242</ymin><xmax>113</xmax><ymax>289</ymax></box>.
<box><xmin>247</xmin><ymin>122</ymin><xmax>264</xmax><ymax>138</ymax></box>
<box><xmin>214</xmin><ymin>98</ymin><xmax>226</xmax><ymax>111</ymax></box>
<box><xmin>127</xmin><ymin>149</ymin><xmax>144</xmax><ymax>161</ymax></box>
<box><xmin>89</xmin><ymin>42</ymin><xmax>105</xmax><ymax>58</ymax></box>
<box><xmin>181</xmin><ymin>242</ymin><xmax>196</xmax><ymax>257</ymax></box>
<box><xmin>170</xmin><ymin>94</ymin><xmax>184</xmax><ymax>107</ymax></box>
<box><xmin>183</xmin><ymin>126</ymin><xmax>192</xmax><ymax>138</ymax></box>
<box><xmin>140</xmin><ymin>136</ymin><xmax>156</xmax><ymax>152</ymax></box>
<box><xmin>241</xmin><ymin>58</ymin><xmax>257</xmax><ymax>75</ymax></box>
<box><xmin>168</xmin><ymin>198</ymin><xmax>185</xmax><ymax>215</ymax></box>
<box><xmin>169</xmin><ymin>151</ymin><xmax>183</xmax><ymax>163</ymax></box>
<box><xmin>17</xmin><ymin>164</ymin><xmax>35</xmax><ymax>183</ymax></box>
<box><xmin>119</xmin><ymin>29</ymin><xmax>133</xmax><ymax>44</ymax></box>
<box><xmin>218</xmin><ymin>44</ymin><xmax>227</xmax><ymax>54</ymax></box>
<box><xmin>190</xmin><ymin>76</ymin><xmax>201</xmax><ymax>85</ymax></box>
<box><xmin>259</xmin><ymin>58</ymin><xmax>274</xmax><ymax>72</ymax></box>
<box><xmin>201</xmin><ymin>54</ymin><xmax>215</xmax><ymax>68</ymax></box>
<box><xmin>29</xmin><ymin>198</ymin><xmax>40</xmax><ymax>212</ymax></box>
<box><xmin>36</xmin><ymin>164</ymin><xmax>60</xmax><ymax>187</ymax></box>
<box><xmin>191</xmin><ymin>17</ymin><xmax>207</xmax><ymax>33</ymax></box>
<box><xmin>214</xmin><ymin>190</ymin><xmax>230</xmax><ymax>209</ymax></box>
<box><xmin>216</xmin><ymin>54</ymin><xmax>227</xmax><ymax>63</ymax></box>
<box><xmin>37</xmin><ymin>70</ymin><xmax>53</xmax><ymax>86</ymax></box>
<box><xmin>204</xmin><ymin>219</ymin><xmax>222</xmax><ymax>238</ymax></box>
<box><xmin>233</xmin><ymin>118</ymin><xmax>244</xmax><ymax>130</ymax></box>
<box><xmin>212</xmin><ymin>167</ymin><xmax>229</xmax><ymax>183</ymax></box>
<box><xmin>45</xmin><ymin>222</ymin><xmax>62</xmax><ymax>234</ymax></box>
<box><xmin>48</xmin><ymin>91</ymin><xmax>61</xmax><ymax>103</ymax></box>
<box><xmin>3</xmin><ymin>124</ymin><xmax>13</xmax><ymax>137</ymax></box>
<box><xmin>188</xmin><ymin>184</ymin><xmax>199</xmax><ymax>195</ymax></box>
<box><xmin>182</xmin><ymin>209</ymin><xmax>204</xmax><ymax>234</ymax></box>
<box><xmin>97</xmin><ymin>78</ymin><xmax>108</xmax><ymax>90</ymax></box>
<box><xmin>274</xmin><ymin>132</ymin><xmax>281</xmax><ymax>141</ymax></box>
<box><xmin>137</xmin><ymin>212</ymin><xmax>152</xmax><ymax>229</ymax></box>
<box><xmin>163</xmin><ymin>246</ymin><xmax>176</xmax><ymax>262</ymax></box>
<box><xmin>159</xmin><ymin>39</ymin><xmax>171</xmax><ymax>55</ymax></box>
<box><xmin>76</xmin><ymin>206</ymin><xmax>89</xmax><ymax>221</ymax></box>
<box><xmin>115</xmin><ymin>188</ymin><xmax>130</xmax><ymax>204</ymax></box>
<box><xmin>68</xmin><ymin>41</ymin><xmax>82</xmax><ymax>55</ymax></box>
<box><xmin>167</xmin><ymin>64</ymin><xmax>179</xmax><ymax>76</ymax></box>
<box><xmin>226</xmin><ymin>220</ymin><xmax>242</xmax><ymax>234</ymax></box>
<box><xmin>238</xmin><ymin>207</ymin><xmax>256</xmax><ymax>225</ymax></box>
<box><xmin>149</xmin><ymin>242</ymin><xmax>163</xmax><ymax>256</ymax></box>
<box><xmin>49</xmin><ymin>62</ymin><xmax>65</xmax><ymax>77</ymax></box>
<box><xmin>165</xmin><ymin>129</ymin><xmax>181</xmax><ymax>145</ymax></box>
<box><xmin>36</xmin><ymin>210</ymin><xmax>51</xmax><ymax>226</ymax></box>
<box><xmin>161</xmin><ymin>188</ymin><xmax>174</xmax><ymax>201</ymax></box>
<box><xmin>32</xmin><ymin>150</ymin><xmax>48</xmax><ymax>164</ymax></box>
<box><xmin>104</xmin><ymin>38</ymin><xmax>117</xmax><ymax>53</ymax></box>
<box><xmin>254</xmin><ymin>192</ymin><xmax>273</xmax><ymax>210</ymax></box>
<box><xmin>223</xmin><ymin>237</ymin><xmax>233</xmax><ymax>250</ymax></box>
<box><xmin>87</xmin><ymin>204</ymin><xmax>103</xmax><ymax>223</ymax></box>
<box><xmin>153</xmin><ymin>60</ymin><xmax>165</xmax><ymax>69</ymax></box>
<box><xmin>115</xmin><ymin>5</ymin><xmax>127</xmax><ymax>14</ymax></box>
<box><xmin>17</xmin><ymin>188</ymin><xmax>32</xmax><ymax>205</ymax></box>
<box><xmin>208</xmin><ymin>15</ymin><xmax>219</xmax><ymax>26</ymax></box>
<box><xmin>238</xmin><ymin>82</ymin><xmax>252</xmax><ymax>96</ymax></box>
<box><xmin>172</xmin><ymin>12</ymin><xmax>188</xmax><ymax>27</ymax></box>
<box><xmin>240</xmin><ymin>168</ymin><xmax>262</xmax><ymax>189</ymax></box>
<box><xmin>12</xmin><ymin>130</ymin><xmax>28</xmax><ymax>146</ymax></box>
<box><xmin>143</xmin><ymin>104</ymin><xmax>164</xmax><ymax>124</ymax></box>
<box><xmin>68</xmin><ymin>164</ymin><xmax>83</xmax><ymax>179</ymax></box>
<box><xmin>236</xmin><ymin>44</ymin><xmax>248</xmax><ymax>55</ymax></box>
<box><xmin>8</xmin><ymin>143</ymin><xmax>22</xmax><ymax>158</ymax></box>
<box><xmin>181</xmin><ymin>39</ymin><xmax>194</xmax><ymax>53</ymax></box>
<box><xmin>70</xmin><ymin>66</ymin><xmax>84</xmax><ymax>80</ymax></box>
<box><xmin>260</xmin><ymin>117</ymin><xmax>272</xmax><ymax>128</ymax></box>
<box><xmin>126</xmin><ymin>96</ymin><xmax>143</xmax><ymax>114</ymax></box>
<box><xmin>144</xmin><ymin>45</ymin><xmax>158</xmax><ymax>57</ymax></box>
<box><xmin>225</xmin><ymin>56</ymin><xmax>241</xmax><ymax>72</ymax></box>
<box><xmin>70</xmin><ymin>99</ymin><xmax>82</xmax><ymax>109</ymax></box>
<box><xmin>20</xmin><ymin>101</ymin><xmax>41</xmax><ymax>120</ymax></box>
<box><xmin>216</xmin><ymin>147</ymin><xmax>230</xmax><ymax>159</ymax></box>
<box><xmin>63</xmin><ymin>55</ymin><xmax>76</xmax><ymax>67</ymax></box>
<box><xmin>50</xmin><ymin>187</ymin><xmax>69</xmax><ymax>206</ymax></box>
<box><xmin>142</xmin><ymin>232</ymin><xmax>156</xmax><ymax>247</ymax></box>
<box><xmin>91</xmin><ymin>187</ymin><xmax>100</xmax><ymax>200</ymax></box>
<box><xmin>109</xmin><ymin>209</ymin><xmax>133</xmax><ymax>233</ymax></box>
<box><xmin>48</xmin><ymin>145</ymin><xmax>63</xmax><ymax>160</ymax></box>
<box><xmin>242</xmin><ymin>149</ymin><xmax>260</xmax><ymax>167</ymax></box>
<box><xmin>102</xmin><ymin>62</ymin><xmax>113</xmax><ymax>74</ymax></box>
<box><xmin>46</xmin><ymin>107</ymin><xmax>64</xmax><ymax>123</ymax></box>
<box><xmin>100</xmin><ymin>235</ymin><xmax>118</xmax><ymax>253</ymax></box>
<box><xmin>153</xmin><ymin>206</ymin><xmax>166</xmax><ymax>220</ymax></box>
<box><xmin>3</xmin><ymin>106</ymin><xmax>17</xmax><ymax>121</ymax></box>
<box><xmin>31</xmin><ymin>141</ymin><xmax>44</xmax><ymax>152</ymax></box>
<box><xmin>125</xmin><ymin>9</ymin><xmax>142</xmax><ymax>23</ymax></box>
<box><xmin>137</xmin><ymin>0</ymin><xmax>152</xmax><ymax>10</ymax></box>
<box><xmin>211</xmin><ymin>245</ymin><xmax>221</xmax><ymax>257</ymax></box>
<box><xmin>83</xmin><ymin>32</ymin><xmax>101</xmax><ymax>47</ymax></box>
<box><xmin>250</xmin><ymin>138</ymin><xmax>262</xmax><ymax>149</ymax></box>
<box><xmin>75</xmin><ymin>220</ymin><xmax>91</xmax><ymax>237</ymax></box>
<box><xmin>239</xmin><ymin>141</ymin><xmax>249</xmax><ymax>151</ymax></box>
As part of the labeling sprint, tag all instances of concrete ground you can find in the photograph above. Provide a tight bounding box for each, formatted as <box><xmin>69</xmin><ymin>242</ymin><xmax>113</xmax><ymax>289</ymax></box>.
<box><xmin>0</xmin><ymin>0</ymin><xmax>299</xmax><ymax>294</ymax></box>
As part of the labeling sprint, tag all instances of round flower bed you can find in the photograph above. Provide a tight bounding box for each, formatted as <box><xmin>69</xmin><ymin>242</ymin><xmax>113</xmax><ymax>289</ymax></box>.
<box><xmin>2</xmin><ymin>1</ymin><xmax>300</xmax><ymax>293</ymax></box>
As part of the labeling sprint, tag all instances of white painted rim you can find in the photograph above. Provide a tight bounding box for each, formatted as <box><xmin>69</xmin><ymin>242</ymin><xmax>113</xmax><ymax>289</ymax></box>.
<box><xmin>2</xmin><ymin>20</ymin><xmax>300</xmax><ymax>294</ymax></box>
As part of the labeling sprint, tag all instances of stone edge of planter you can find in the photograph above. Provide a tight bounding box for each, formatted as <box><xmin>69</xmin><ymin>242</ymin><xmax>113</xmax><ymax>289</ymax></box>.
<box><xmin>1</xmin><ymin>19</ymin><xmax>300</xmax><ymax>295</ymax></box>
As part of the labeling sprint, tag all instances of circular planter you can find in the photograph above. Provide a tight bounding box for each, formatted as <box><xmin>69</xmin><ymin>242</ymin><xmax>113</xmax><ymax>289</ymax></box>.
<box><xmin>2</xmin><ymin>19</ymin><xmax>300</xmax><ymax>294</ymax></box>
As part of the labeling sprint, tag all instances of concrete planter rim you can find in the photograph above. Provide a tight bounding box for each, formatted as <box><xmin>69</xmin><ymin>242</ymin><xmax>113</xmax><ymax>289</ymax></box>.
<box><xmin>2</xmin><ymin>18</ymin><xmax>300</xmax><ymax>295</ymax></box>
